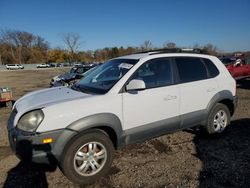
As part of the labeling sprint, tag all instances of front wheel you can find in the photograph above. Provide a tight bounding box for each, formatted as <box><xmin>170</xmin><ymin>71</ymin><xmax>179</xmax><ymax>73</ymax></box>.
<box><xmin>205</xmin><ymin>103</ymin><xmax>231</xmax><ymax>134</ymax></box>
<box><xmin>59</xmin><ymin>130</ymin><xmax>114</xmax><ymax>185</ymax></box>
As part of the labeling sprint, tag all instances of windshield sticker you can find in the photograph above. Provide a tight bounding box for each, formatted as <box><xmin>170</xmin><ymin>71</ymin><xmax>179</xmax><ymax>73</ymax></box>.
<box><xmin>118</xmin><ymin>63</ymin><xmax>133</xmax><ymax>69</ymax></box>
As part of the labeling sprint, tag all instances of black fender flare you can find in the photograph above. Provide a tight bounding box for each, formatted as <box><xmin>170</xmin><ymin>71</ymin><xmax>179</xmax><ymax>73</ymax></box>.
<box><xmin>204</xmin><ymin>90</ymin><xmax>234</xmax><ymax>123</ymax></box>
<box><xmin>52</xmin><ymin>113</ymin><xmax>123</xmax><ymax>161</ymax></box>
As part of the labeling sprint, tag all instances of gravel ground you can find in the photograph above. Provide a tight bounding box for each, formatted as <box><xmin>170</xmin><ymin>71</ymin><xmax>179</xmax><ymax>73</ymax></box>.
<box><xmin>0</xmin><ymin>70</ymin><xmax>249</xmax><ymax>188</ymax></box>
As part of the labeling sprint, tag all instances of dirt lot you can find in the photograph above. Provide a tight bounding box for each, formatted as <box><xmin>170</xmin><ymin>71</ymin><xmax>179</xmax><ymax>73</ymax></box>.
<box><xmin>0</xmin><ymin>69</ymin><xmax>249</xmax><ymax>188</ymax></box>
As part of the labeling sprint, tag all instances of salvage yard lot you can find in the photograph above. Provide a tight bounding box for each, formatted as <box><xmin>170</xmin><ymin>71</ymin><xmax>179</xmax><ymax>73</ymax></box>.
<box><xmin>0</xmin><ymin>69</ymin><xmax>250</xmax><ymax>188</ymax></box>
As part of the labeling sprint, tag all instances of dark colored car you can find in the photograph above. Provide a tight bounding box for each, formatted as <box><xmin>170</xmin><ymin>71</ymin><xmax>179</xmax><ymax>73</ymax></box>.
<box><xmin>220</xmin><ymin>57</ymin><xmax>250</xmax><ymax>80</ymax></box>
<box><xmin>50</xmin><ymin>64</ymin><xmax>97</xmax><ymax>87</ymax></box>
<box><xmin>220</xmin><ymin>57</ymin><xmax>236</xmax><ymax>65</ymax></box>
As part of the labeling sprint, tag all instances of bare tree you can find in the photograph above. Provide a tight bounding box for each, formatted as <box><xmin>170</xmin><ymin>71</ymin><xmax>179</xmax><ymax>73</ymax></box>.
<box><xmin>193</xmin><ymin>43</ymin><xmax>202</xmax><ymax>49</ymax></box>
<box><xmin>0</xmin><ymin>29</ymin><xmax>16</xmax><ymax>61</ymax></box>
<box><xmin>140</xmin><ymin>40</ymin><xmax>153</xmax><ymax>51</ymax></box>
<box><xmin>203</xmin><ymin>43</ymin><xmax>217</xmax><ymax>52</ymax></box>
<box><xmin>163</xmin><ymin>42</ymin><xmax>176</xmax><ymax>49</ymax></box>
<box><xmin>0</xmin><ymin>29</ymin><xmax>49</xmax><ymax>64</ymax></box>
<box><xmin>62</xmin><ymin>33</ymin><xmax>81</xmax><ymax>62</ymax></box>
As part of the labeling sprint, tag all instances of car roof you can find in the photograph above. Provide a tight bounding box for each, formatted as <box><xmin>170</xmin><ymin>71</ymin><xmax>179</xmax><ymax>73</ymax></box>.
<box><xmin>116</xmin><ymin>53</ymin><xmax>150</xmax><ymax>60</ymax></box>
<box><xmin>115</xmin><ymin>48</ymin><xmax>212</xmax><ymax>60</ymax></box>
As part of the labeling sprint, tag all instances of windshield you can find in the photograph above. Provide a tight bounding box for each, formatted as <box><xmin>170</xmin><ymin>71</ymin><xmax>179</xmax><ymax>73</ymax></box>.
<box><xmin>72</xmin><ymin>59</ymin><xmax>138</xmax><ymax>94</ymax></box>
<box><xmin>70</xmin><ymin>67</ymin><xmax>77</xmax><ymax>73</ymax></box>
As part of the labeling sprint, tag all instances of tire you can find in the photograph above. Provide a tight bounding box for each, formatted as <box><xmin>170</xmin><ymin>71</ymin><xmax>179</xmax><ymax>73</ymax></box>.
<box><xmin>59</xmin><ymin>129</ymin><xmax>114</xmax><ymax>185</ymax></box>
<box><xmin>205</xmin><ymin>103</ymin><xmax>231</xmax><ymax>134</ymax></box>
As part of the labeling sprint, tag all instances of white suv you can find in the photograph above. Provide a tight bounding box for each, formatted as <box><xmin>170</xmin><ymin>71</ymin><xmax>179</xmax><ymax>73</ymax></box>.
<box><xmin>36</xmin><ymin>63</ymin><xmax>50</xmax><ymax>68</ymax></box>
<box><xmin>8</xmin><ymin>49</ymin><xmax>237</xmax><ymax>185</ymax></box>
<box><xmin>6</xmin><ymin>64</ymin><xmax>24</xmax><ymax>70</ymax></box>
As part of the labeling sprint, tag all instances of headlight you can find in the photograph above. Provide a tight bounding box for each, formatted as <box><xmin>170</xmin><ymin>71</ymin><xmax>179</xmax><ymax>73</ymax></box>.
<box><xmin>17</xmin><ymin>110</ymin><xmax>44</xmax><ymax>132</ymax></box>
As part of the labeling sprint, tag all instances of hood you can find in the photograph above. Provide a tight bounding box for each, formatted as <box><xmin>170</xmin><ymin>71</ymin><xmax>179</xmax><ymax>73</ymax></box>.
<box><xmin>14</xmin><ymin>87</ymin><xmax>91</xmax><ymax>116</ymax></box>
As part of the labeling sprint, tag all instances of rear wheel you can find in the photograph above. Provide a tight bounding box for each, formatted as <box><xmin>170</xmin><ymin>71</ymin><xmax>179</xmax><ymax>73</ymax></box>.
<box><xmin>206</xmin><ymin>103</ymin><xmax>230</xmax><ymax>134</ymax></box>
<box><xmin>60</xmin><ymin>130</ymin><xmax>114</xmax><ymax>185</ymax></box>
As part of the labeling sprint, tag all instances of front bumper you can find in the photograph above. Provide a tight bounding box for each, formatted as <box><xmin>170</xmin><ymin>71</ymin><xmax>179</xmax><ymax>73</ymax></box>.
<box><xmin>8</xmin><ymin>127</ymin><xmax>63</xmax><ymax>164</ymax></box>
<box><xmin>7</xmin><ymin>109</ymin><xmax>77</xmax><ymax>164</ymax></box>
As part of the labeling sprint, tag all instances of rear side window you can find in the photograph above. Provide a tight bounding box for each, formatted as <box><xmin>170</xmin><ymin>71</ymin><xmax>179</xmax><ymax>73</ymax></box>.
<box><xmin>175</xmin><ymin>57</ymin><xmax>208</xmax><ymax>83</ymax></box>
<box><xmin>203</xmin><ymin>58</ymin><xmax>220</xmax><ymax>78</ymax></box>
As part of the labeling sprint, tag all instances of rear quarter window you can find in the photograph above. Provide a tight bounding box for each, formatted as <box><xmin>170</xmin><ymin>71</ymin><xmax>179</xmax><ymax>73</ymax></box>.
<box><xmin>203</xmin><ymin>58</ymin><xmax>220</xmax><ymax>78</ymax></box>
<box><xmin>175</xmin><ymin>57</ymin><xmax>208</xmax><ymax>83</ymax></box>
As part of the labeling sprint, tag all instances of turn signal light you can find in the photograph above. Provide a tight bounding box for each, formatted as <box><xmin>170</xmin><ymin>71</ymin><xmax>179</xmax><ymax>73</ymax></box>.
<box><xmin>42</xmin><ymin>138</ymin><xmax>53</xmax><ymax>144</ymax></box>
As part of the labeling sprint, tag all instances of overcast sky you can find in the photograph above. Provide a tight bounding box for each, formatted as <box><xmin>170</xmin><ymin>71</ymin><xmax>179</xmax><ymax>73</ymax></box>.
<box><xmin>1</xmin><ymin>0</ymin><xmax>250</xmax><ymax>52</ymax></box>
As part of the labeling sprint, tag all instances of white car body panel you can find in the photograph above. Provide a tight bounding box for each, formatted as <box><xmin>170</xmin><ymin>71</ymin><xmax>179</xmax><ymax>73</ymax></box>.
<box><xmin>13</xmin><ymin>87</ymin><xmax>91</xmax><ymax>126</ymax></box>
<box><xmin>179</xmin><ymin>78</ymin><xmax>218</xmax><ymax>115</ymax></box>
<box><xmin>37</xmin><ymin>93</ymin><xmax>122</xmax><ymax>132</ymax></box>
<box><xmin>123</xmin><ymin>85</ymin><xmax>180</xmax><ymax>130</ymax></box>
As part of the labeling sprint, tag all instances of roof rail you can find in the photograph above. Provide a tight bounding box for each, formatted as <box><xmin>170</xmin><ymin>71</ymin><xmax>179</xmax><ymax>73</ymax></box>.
<box><xmin>134</xmin><ymin>48</ymin><xmax>209</xmax><ymax>55</ymax></box>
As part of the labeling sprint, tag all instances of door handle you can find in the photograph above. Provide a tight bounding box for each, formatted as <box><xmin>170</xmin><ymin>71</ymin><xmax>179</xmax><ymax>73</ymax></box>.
<box><xmin>164</xmin><ymin>95</ymin><xmax>177</xmax><ymax>101</ymax></box>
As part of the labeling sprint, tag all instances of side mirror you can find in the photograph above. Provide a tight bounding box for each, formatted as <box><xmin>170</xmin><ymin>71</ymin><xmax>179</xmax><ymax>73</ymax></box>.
<box><xmin>126</xmin><ymin>79</ymin><xmax>146</xmax><ymax>91</ymax></box>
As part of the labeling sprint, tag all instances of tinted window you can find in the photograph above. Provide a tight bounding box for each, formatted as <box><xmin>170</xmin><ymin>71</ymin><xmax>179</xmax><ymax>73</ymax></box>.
<box><xmin>175</xmin><ymin>57</ymin><xmax>208</xmax><ymax>83</ymax></box>
<box><xmin>131</xmin><ymin>58</ymin><xmax>173</xmax><ymax>89</ymax></box>
<box><xmin>203</xmin><ymin>58</ymin><xmax>219</xmax><ymax>78</ymax></box>
<box><xmin>76</xmin><ymin>67</ymin><xmax>84</xmax><ymax>74</ymax></box>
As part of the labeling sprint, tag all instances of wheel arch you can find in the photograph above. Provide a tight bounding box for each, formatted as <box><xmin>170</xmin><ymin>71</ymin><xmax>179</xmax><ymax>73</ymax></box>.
<box><xmin>66</xmin><ymin>113</ymin><xmax>123</xmax><ymax>148</ymax></box>
<box><xmin>217</xmin><ymin>98</ymin><xmax>235</xmax><ymax>116</ymax></box>
<box><xmin>206</xmin><ymin>90</ymin><xmax>236</xmax><ymax>118</ymax></box>
<box><xmin>52</xmin><ymin>113</ymin><xmax>123</xmax><ymax>162</ymax></box>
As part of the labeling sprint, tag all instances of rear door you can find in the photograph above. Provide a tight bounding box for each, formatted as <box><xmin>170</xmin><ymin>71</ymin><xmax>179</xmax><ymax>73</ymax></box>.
<box><xmin>174</xmin><ymin>57</ymin><xmax>218</xmax><ymax>129</ymax></box>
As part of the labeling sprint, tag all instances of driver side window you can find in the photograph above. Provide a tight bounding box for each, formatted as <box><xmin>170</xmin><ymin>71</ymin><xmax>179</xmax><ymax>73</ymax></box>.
<box><xmin>131</xmin><ymin>58</ymin><xmax>173</xmax><ymax>89</ymax></box>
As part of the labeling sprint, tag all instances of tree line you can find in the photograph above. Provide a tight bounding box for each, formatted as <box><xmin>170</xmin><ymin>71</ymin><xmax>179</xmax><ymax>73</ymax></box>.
<box><xmin>0</xmin><ymin>29</ymin><xmax>218</xmax><ymax>65</ymax></box>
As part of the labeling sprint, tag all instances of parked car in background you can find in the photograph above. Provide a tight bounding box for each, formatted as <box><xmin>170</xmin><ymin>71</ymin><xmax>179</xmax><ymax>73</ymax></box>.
<box><xmin>63</xmin><ymin>62</ymin><xmax>71</xmax><ymax>67</ymax></box>
<box><xmin>47</xmin><ymin>62</ymin><xmax>57</xmax><ymax>67</ymax></box>
<box><xmin>37</xmin><ymin>63</ymin><xmax>50</xmax><ymax>68</ymax></box>
<box><xmin>50</xmin><ymin>64</ymin><xmax>97</xmax><ymax>87</ymax></box>
<box><xmin>56</xmin><ymin>63</ymin><xmax>63</xmax><ymax>67</ymax></box>
<box><xmin>5</xmin><ymin>64</ymin><xmax>24</xmax><ymax>70</ymax></box>
<box><xmin>73</xmin><ymin>63</ymin><xmax>82</xmax><ymax>67</ymax></box>
<box><xmin>220</xmin><ymin>56</ymin><xmax>250</xmax><ymax>80</ymax></box>
<box><xmin>220</xmin><ymin>57</ymin><xmax>236</xmax><ymax>65</ymax></box>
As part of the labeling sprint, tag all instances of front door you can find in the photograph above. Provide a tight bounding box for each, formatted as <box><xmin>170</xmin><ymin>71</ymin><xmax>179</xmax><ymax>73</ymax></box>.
<box><xmin>122</xmin><ymin>58</ymin><xmax>180</xmax><ymax>143</ymax></box>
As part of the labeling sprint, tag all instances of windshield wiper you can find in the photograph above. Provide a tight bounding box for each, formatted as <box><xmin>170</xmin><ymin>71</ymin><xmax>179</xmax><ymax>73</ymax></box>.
<box><xmin>71</xmin><ymin>84</ymin><xmax>93</xmax><ymax>94</ymax></box>
<box><xmin>79</xmin><ymin>86</ymin><xmax>91</xmax><ymax>94</ymax></box>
